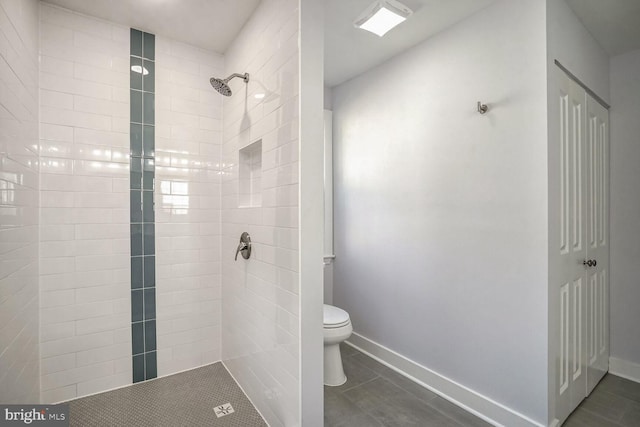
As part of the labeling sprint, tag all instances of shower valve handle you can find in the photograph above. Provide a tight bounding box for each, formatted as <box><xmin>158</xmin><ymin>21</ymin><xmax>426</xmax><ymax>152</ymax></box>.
<box><xmin>235</xmin><ymin>232</ymin><xmax>252</xmax><ymax>261</ymax></box>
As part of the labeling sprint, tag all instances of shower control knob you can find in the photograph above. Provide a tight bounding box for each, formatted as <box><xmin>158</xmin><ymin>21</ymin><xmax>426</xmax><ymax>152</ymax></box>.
<box><xmin>235</xmin><ymin>232</ymin><xmax>252</xmax><ymax>261</ymax></box>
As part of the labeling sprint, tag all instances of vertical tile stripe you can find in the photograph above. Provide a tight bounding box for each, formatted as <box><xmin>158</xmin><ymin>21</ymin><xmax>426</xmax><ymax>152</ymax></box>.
<box><xmin>130</xmin><ymin>28</ymin><xmax>156</xmax><ymax>383</ymax></box>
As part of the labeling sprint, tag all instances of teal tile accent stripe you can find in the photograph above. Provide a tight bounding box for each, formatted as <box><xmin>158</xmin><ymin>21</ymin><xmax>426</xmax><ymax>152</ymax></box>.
<box><xmin>130</xmin><ymin>28</ymin><xmax>156</xmax><ymax>383</ymax></box>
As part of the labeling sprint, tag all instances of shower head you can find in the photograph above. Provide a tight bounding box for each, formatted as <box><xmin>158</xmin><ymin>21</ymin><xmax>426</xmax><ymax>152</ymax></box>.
<box><xmin>209</xmin><ymin>73</ymin><xmax>250</xmax><ymax>96</ymax></box>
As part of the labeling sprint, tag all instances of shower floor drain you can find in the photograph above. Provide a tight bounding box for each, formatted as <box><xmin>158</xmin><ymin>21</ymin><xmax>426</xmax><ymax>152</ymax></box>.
<box><xmin>214</xmin><ymin>403</ymin><xmax>235</xmax><ymax>418</ymax></box>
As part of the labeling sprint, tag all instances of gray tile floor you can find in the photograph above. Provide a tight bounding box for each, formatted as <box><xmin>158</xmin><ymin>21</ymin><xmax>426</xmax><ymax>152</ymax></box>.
<box><xmin>67</xmin><ymin>362</ymin><xmax>266</xmax><ymax>427</ymax></box>
<box><xmin>325</xmin><ymin>345</ymin><xmax>491</xmax><ymax>427</ymax></box>
<box><xmin>565</xmin><ymin>374</ymin><xmax>640</xmax><ymax>426</ymax></box>
<box><xmin>327</xmin><ymin>344</ymin><xmax>640</xmax><ymax>427</ymax></box>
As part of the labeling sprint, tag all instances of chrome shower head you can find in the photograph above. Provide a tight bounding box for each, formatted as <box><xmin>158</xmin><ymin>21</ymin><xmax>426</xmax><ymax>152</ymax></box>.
<box><xmin>209</xmin><ymin>73</ymin><xmax>250</xmax><ymax>96</ymax></box>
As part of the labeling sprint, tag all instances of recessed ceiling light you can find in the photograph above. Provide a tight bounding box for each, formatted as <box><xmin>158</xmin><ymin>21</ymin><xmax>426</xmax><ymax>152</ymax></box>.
<box><xmin>354</xmin><ymin>0</ymin><xmax>413</xmax><ymax>37</ymax></box>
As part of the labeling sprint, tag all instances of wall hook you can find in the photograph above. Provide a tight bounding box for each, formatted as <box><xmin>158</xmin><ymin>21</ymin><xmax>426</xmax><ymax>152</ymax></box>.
<box><xmin>477</xmin><ymin>101</ymin><xmax>489</xmax><ymax>114</ymax></box>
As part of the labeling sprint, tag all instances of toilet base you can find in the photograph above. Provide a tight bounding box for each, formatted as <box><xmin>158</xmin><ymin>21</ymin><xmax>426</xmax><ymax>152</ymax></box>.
<box><xmin>324</xmin><ymin>343</ymin><xmax>346</xmax><ymax>386</ymax></box>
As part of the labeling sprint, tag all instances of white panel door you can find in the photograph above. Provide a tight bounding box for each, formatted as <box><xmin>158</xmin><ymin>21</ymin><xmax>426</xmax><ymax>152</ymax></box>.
<box><xmin>554</xmin><ymin>67</ymin><xmax>610</xmax><ymax>424</ymax></box>
<box><xmin>585</xmin><ymin>96</ymin><xmax>609</xmax><ymax>394</ymax></box>
<box><xmin>554</xmin><ymin>69</ymin><xmax>588</xmax><ymax>423</ymax></box>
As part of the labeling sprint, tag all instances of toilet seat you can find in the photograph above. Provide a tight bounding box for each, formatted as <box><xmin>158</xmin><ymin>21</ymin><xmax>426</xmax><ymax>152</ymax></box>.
<box><xmin>324</xmin><ymin>304</ymin><xmax>350</xmax><ymax>329</ymax></box>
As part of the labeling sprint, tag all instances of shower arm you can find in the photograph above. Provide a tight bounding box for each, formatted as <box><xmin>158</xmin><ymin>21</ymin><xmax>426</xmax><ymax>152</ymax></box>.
<box><xmin>227</xmin><ymin>73</ymin><xmax>249</xmax><ymax>83</ymax></box>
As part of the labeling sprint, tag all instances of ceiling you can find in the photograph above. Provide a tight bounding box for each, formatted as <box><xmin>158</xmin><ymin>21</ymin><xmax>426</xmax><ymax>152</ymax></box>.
<box><xmin>42</xmin><ymin>0</ymin><xmax>261</xmax><ymax>54</ymax></box>
<box><xmin>324</xmin><ymin>0</ymin><xmax>497</xmax><ymax>87</ymax></box>
<box><xmin>324</xmin><ymin>0</ymin><xmax>640</xmax><ymax>88</ymax></box>
<box><xmin>41</xmin><ymin>0</ymin><xmax>640</xmax><ymax>86</ymax></box>
<box><xmin>566</xmin><ymin>0</ymin><xmax>640</xmax><ymax>56</ymax></box>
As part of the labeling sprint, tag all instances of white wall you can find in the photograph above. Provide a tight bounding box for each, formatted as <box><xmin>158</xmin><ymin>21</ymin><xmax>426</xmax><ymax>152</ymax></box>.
<box><xmin>154</xmin><ymin>37</ymin><xmax>223</xmax><ymax>377</ymax></box>
<box><xmin>220</xmin><ymin>0</ymin><xmax>300</xmax><ymax>425</ymax></box>
<box><xmin>332</xmin><ymin>0</ymin><xmax>549</xmax><ymax>423</ymax></box>
<box><xmin>547</xmin><ymin>0</ymin><xmax>610</xmax><ymax>104</ymax></box>
<box><xmin>38</xmin><ymin>4</ymin><xmax>131</xmax><ymax>402</ymax></box>
<box><xmin>0</xmin><ymin>0</ymin><xmax>40</xmax><ymax>404</ymax></box>
<box><xmin>38</xmin><ymin>3</ymin><xmax>226</xmax><ymax>402</ymax></box>
<box><xmin>610</xmin><ymin>48</ymin><xmax>640</xmax><ymax>376</ymax></box>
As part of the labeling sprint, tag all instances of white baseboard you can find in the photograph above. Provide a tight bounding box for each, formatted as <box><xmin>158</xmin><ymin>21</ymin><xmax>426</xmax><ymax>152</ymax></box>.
<box><xmin>609</xmin><ymin>357</ymin><xmax>640</xmax><ymax>384</ymax></box>
<box><xmin>346</xmin><ymin>333</ymin><xmax>545</xmax><ymax>427</ymax></box>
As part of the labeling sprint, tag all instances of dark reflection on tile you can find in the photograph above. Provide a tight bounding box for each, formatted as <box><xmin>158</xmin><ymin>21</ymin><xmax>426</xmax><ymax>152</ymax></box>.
<box><xmin>132</xmin><ymin>354</ymin><xmax>144</xmax><ymax>383</ymax></box>
<box><xmin>130</xmin><ymin>123</ymin><xmax>142</xmax><ymax>156</ymax></box>
<box><xmin>143</xmin><ymin>125</ymin><xmax>155</xmax><ymax>158</ymax></box>
<box><xmin>131</xmin><ymin>90</ymin><xmax>143</xmax><ymax>123</ymax></box>
<box><xmin>130</xmin><ymin>190</ymin><xmax>142</xmax><ymax>223</ymax></box>
<box><xmin>130</xmin><ymin>29</ymin><xmax>142</xmax><ymax>58</ymax></box>
<box><xmin>131</xmin><ymin>321</ymin><xmax>144</xmax><ymax>355</ymax></box>
<box><xmin>145</xmin><ymin>351</ymin><xmax>157</xmax><ymax>380</ymax></box>
<box><xmin>131</xmin><ymin>290</ymin><xmax>143</xmax><ymax>323</ymax></box>
<box><xmin>143</xmin><ymin>223</ymin><xmax>155</xmax><ymax>255</ymax></box>
<box><xmin>144</xmin><ymin>320</ymin><xmax>156</xmax><ymax>352</ymax></box>
<box><xmin>143</xmin><ymin>159</ymin><xmax>154</xmax><ymax>190</ymax></box>
<box><xmin>143</xmin><ymin>191</ymin><xmax>154</xmax><ymax>223</ymax></box>
<box><xmin>143</xmin><ymin>92</ymin><xmax>154</xmax><ymax>124</ymax></box>
<box><xmin>130</xmin><ymin>56</ymin><xmax>143</xmax><ymax>90</ymax></box>
<box><xmin>143</xmin><ymin>288</ymin><xmax>155</xmax><ymax>320</ymax></box>
<box><xmin>130</xmin><ymin>157</ymin><xmax>142</xmax><ymax>190</ymax></box>
<box><xmin>131</xmin><ymin>257</ymin><xmax>143</xmax><ymax>289</ymax></box>
<box><xmin>130</xmin><ymin>224</ymin><xmax>143</xmax><ymax>256</ymax></box>
<box><xmin>143</xmin><ymin>60</ymin><xmax>155</xmax><ymax>92</ymax></box>
<box><xmin>143</xmin><ymin>256</ymin><xmax>155</xmax><ymax>288</ymax></box>
<box><xmin>143</xmin><ymin>32</ymin><xmax>155</xmax><ymax>60</ymax></box>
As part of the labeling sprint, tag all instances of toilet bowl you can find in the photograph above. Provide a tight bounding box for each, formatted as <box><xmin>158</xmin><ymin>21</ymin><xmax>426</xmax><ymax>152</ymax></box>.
<box><xmin>323</xmin><ymin>304</ymin><xmax>353</xmax><ymax>386</ymax></box>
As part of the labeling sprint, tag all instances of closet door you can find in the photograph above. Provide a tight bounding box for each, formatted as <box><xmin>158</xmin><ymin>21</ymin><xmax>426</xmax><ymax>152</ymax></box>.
<box><xmin>585</xmin><ymin>96</ymin><xmax>609</xmax><ymax>393</ymax></box>
<box><xmin>555</xmin><ymin>69</ymin><xmax>588</xmax><ymax>422</ymax></box>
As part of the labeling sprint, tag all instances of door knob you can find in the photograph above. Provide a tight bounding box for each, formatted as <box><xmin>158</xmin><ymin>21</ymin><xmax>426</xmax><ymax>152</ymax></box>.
<box><xmin>235</xmin><ymin>232</ymin><xmax>252</xmax><ymax>261</ymax></box>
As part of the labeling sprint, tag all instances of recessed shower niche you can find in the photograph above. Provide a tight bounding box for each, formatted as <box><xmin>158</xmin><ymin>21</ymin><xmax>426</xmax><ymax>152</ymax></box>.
<box><xmin>239</xmin><ymin>140</ymin><xmax>262</xmax><ymax>207</ymax></box>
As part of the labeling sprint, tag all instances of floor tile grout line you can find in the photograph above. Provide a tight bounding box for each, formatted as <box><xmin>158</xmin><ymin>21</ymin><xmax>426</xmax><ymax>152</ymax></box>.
<box><xmin>335</xmin><ymin>375</ymin><xmax>381</xmax><ymax>394</ymax></box>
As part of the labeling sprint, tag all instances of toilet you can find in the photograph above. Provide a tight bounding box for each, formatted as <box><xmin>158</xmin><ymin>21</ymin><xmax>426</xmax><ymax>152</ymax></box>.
<box><xmin>323</xmin><ymin>304</ymin><xmax>353</xmax><ymax>386</ymax></box>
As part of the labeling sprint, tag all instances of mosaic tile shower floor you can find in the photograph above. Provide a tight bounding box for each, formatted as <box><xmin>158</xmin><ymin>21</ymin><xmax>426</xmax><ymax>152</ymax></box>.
<box><xmin>67</xmin><ymin>363</ymin><xmax>266</xmax><ymax>427</ymax></box>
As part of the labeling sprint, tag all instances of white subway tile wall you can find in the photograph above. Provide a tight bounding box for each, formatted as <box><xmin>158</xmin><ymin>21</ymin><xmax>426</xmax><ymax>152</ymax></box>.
<box><xmin>0</xmin><ymin>0</ymin><xmax>40</xmax><ymax>404</ymax></box>
<box><xmin>154</xmin><ymin>37</ymin><xmax>224</xmax><ymax>376</ymax></box>
<box><xmin>221</xmin><ymin>0</ymin><xmax>300</xmax><ymax>425</ymax></box>
<box><xmin>38</xmin><ymin>3</ymin><xmax>131</xmax><ymax>403</ymax></box>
